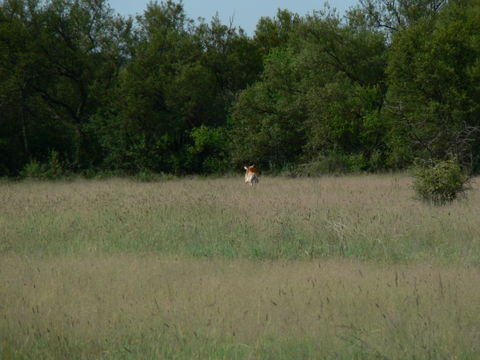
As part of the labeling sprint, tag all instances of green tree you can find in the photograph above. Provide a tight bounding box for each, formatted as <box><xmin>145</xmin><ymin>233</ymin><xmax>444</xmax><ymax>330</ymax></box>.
<box><xmin>386</xmin><ymin>0</ymin><xmax>480</xmax><ymax>169</ymax></box>
<box><xmin>186</xmin><ymin>125</ymin><xmax>230</xmax><ymax>174</ymax></box>
<box><xmin>254</xmin><ymin>9</ymin><xmax>301</xmax><ymax>56</ymax></box>
<box><xmin>230</xmin><ymin>47</ymin><xmax>306</xmax><ymax>170</ymax></box>
<box><xmin>196</xmin><ymin>15</ymin><xmax>262</xmax><ymax>117</ymax></box>
<box><xmin>103</xmin><ymin>2</ymin><xmax>262</xmax><ymax>174</ymax></box>
<box><xmin>0</xmin><ymin>0</ymin><xmax>50</xmax><ymax>174</ymax></box>
<box><xmin>230</xmin><ymin>8</ymin><xmax>388</xmax><ymax>172</ymax></box>
<box><xmin>37</xmin><ymin>0</ymin><xmax>128</xmax><ymax>169</ymax></box>
<box><xmin>299</xmin><ymin>11</ymin><xmax>387</xmax><ymax>169</ymax></box>
<box><xmin>0</xmin><ymin>0</ymin><xmax>130</xmax><ymax>174</ymax></box>
<box><xmin>359</xmin><ymin>0</ymin><xmax>447</xmax><ymax>33</ymax></box>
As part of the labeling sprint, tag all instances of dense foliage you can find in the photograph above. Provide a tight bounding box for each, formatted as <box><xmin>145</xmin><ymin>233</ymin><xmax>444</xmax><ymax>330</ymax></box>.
<box><xmin>413</xmin><ymin>158</ymin><xmax>468</xmax><ymax>204</ymax></box>
<box><xmin>1</xmin><ymin>0</ymin><xmax>479</xmax><ymax>176</ymax></box>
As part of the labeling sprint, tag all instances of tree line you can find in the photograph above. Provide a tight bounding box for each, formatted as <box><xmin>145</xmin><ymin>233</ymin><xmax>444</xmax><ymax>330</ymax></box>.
<box><xmin>1</xmin><ymin>0</ymin><xmax>479</xmax><ymax>177</ymax></box>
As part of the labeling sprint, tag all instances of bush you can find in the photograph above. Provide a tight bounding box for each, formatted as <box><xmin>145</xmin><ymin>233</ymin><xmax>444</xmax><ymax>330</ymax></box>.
<box><xmin>298</xmin><ymin>153</ymin><xmax>371</xmax><ymax>176</ymax></box>
<box><xmin>134</xmin><ymin>169</ymin><xmax>158</xmax><ymax>182</ymax></box>
<box><xmin>20</xmin><ymin>150</ymin><xmax>66</xmax><ymax>180</ymax></box>
<box><xmin>187</xmin><ymin>126</ymin><xmax>230</xmax><ymax>174</ymax></box>
<box><xmin>369</xmin><ymin>149</ymin><xmax>385</xmax><ymax>172</ymax></box>
<box><xmin>348</xmin><ymin>153</ymin><xmax>368</xmax><ymax>172</ymax></box>
<box><xmin>133</xmin><ymin>170</ymin><xmax>176</xmax><ymax>182</ymax></box>
<box><xmin>413</xmin><ymin>159</ymin><xmax>468</xmax><ymax>204</ymax></box>
<box><xmin>298</xmin><ymin>154</ymin><xmax>351</xmax><ymax>176</ymax></box>
<box><xmin>44</xmin><ymin>150</ymin><xmax>64</xmax><ymax>179</ymax></box>
<box><xmin>20</xmin><ymin>160</ymin><xmax>46</xmax><ymax>179</ymax></box>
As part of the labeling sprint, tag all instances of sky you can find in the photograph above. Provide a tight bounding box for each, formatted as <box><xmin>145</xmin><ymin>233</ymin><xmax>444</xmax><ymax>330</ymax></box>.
<box><xmin>107</xmin><ymin>0</ymin><xmax>359</xmax><ymax>35</ymax></box>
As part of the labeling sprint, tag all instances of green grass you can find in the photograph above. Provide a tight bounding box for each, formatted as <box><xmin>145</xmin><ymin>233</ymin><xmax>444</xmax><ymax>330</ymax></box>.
<box><xmin>1</xmin><ymin>175</ymin><xmax>479</xmax><ymax>263</ymax></box>
<box><xmin>1</xmin><ymin>256</ymin><xmax>479</xmax><ymax>359</ymax></box>
<box><xmin>1</xmin><ymin>175</ymin><xmax>479</xmax><ymax>359</ymax></box>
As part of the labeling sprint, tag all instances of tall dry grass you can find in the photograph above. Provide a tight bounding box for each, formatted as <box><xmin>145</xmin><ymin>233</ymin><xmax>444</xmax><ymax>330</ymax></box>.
<box><xmin>0</xmin><ymin>175</ymin><xmax>479</xmax><ymax>262</ymax></box>
<box><xmin>1</xmin><ymin>175</ymin><xmax>479</xmax><ymax>358</ymax></box>
<box><xmin>1</xmin><ymin>256</ymin><xmax>479</xmax><ymax>359</ymax></box>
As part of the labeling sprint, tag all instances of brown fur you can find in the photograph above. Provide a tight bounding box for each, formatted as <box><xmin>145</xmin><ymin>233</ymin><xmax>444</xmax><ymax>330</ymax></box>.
<box><xmin>244</xmin><ymin>165</ymin><xmax>259</xmax><ymax>186</ymax></box>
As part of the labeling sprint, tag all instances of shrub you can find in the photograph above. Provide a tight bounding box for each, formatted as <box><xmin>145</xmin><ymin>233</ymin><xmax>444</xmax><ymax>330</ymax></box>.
<box><xmin>20</xmin><ymin>160</ymin><xmax>46</xmax><ymax>179</ymax></box>
<box><xmin>298</xmin><ymin>154</ymin><xmax>351</xmax><ymax>176</ymax></box>
<box><xmin>133</xmin><ymin>170</ymin><xmax>176</xmax><ymax>182</ymax></box>
<box><xmin>134</xmin><ymin>169</ymin><xmax>158</xmax><ymax>182</ymax></box>
<box><xmin>44</xmin><ymin>150</ymin><xmax>64</xmax><ymax>179</ymax></box>
<box><xmin>413</xmin><ymin>159</ymin><xmax>468</xmax><ymax>204</ymax></box>
<box><xmin>187</xmin><ymin>126</ymin><xmax>230</xmax><ymax>174</ymax></box>
<box><xmin>348</xmin><ymin>153</ymin><xmax>368</xmax><ymax>172</ymax></box>
<box><xmin>298</xmin><ymin>153</ymin><xmax>371</xmax><ymax>176</ymax></box>
<box><xmin>369</xmin><ymin>149</ymin><xmax>385</xmax><ymax>172</ymax></box>
<box><xmin>20</xmin><ymin>150</ymin><xmax>66</xmax><ymax>180</ymax></box>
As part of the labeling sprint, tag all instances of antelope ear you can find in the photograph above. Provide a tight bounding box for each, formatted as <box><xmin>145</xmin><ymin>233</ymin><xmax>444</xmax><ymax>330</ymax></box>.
<box><xmin>244</xmin><ymin>166</ymin><xmax>248</xmax><ymax>170</ymax></box>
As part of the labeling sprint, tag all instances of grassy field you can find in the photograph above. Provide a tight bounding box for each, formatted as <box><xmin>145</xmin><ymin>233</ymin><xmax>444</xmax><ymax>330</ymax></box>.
<box><xmin>1</xmin><ymin>175</ymin><xmax>480</xmax><ymax>359</ymax></box>
<box><xmin>2</xmin><ymin>175</ymin><xmax>480</xmax><ymax>262</ymax></box>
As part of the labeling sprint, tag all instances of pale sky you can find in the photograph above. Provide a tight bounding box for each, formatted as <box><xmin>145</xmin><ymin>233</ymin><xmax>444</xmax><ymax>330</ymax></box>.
<box><xmin>108</xmin><ymin>0</ymin><xmax>359</xmax><ymax>35</ymax></box>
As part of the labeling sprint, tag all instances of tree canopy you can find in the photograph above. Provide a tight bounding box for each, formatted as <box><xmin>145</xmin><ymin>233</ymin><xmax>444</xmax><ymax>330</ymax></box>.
<box><xmin>1</xmin><ymin>0</ymin><xmax>479</xmax><ymax>176</ymax></box>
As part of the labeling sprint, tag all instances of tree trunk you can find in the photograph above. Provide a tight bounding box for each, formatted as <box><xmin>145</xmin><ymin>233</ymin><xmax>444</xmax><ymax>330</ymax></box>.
<box><xmin>20</xmin><ymin>94</ymin><xmax>30</xmax><ymax>158</ymax></box>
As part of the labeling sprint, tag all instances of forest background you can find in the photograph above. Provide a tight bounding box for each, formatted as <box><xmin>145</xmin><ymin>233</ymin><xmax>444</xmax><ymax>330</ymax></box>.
<box><xmin>1</xmin><ymin>0</ymin><xmax>479</xmax><ymax>177</ymax></box>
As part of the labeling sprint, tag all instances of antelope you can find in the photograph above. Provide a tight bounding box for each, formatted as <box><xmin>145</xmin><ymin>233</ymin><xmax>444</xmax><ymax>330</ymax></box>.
<box><xmin>244</xmin><ymin>165</ymin><xmax>259</xmax><ymax>186</ymax></box>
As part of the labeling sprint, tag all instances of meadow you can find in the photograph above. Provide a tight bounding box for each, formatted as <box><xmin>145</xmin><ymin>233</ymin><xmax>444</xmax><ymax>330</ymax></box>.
<box><xmin>1</xmin><ymin>175</ymin><xmax>479</xmax><ymax>359</ymax></box>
